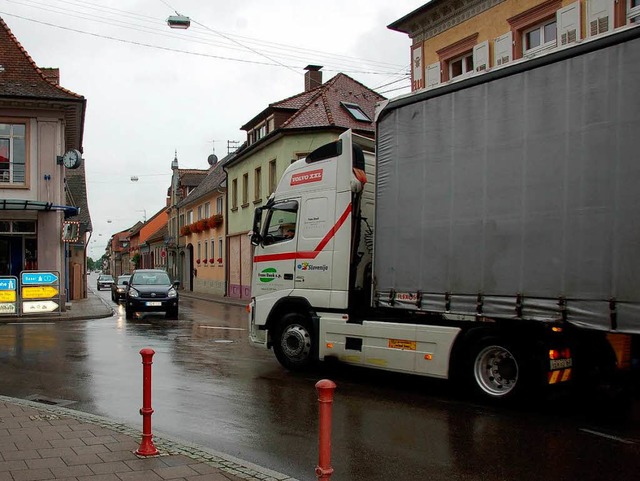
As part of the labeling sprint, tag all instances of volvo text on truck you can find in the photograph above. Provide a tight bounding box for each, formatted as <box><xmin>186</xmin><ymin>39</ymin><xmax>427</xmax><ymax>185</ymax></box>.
<box><xmin>248</xmin><ymin>27</ymin><xmax>640</xmax><ymax>402</ymax></box>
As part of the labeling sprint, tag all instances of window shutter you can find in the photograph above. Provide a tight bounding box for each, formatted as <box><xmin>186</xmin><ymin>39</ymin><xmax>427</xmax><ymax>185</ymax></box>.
<box><xmin>426</xmin><ymin>62</ymin><xmax>441</xmax><ymax>88</ymax></box>
<box><xmin>557</xmin><ymin>1</ymin><xmax>582</xmax><ymax>46</ymax></box>
<box><xmin>473</xmin><ymin>41</ymin><xmax>490</xmax><ymax>72</ymax></box>
<box><xmin>494</xmin><ymin>32</ymin><xmax>512</xmax><ymax>66</ymax></box>
<box><xmin>587</xmin><ymin>0</ymin><xmax>613</xmax><ymax>37</ymax></box>
<box><xmin>412</xmin><ymin>46</ymin><xmax>424</xmax><ymax>90</ymax></box>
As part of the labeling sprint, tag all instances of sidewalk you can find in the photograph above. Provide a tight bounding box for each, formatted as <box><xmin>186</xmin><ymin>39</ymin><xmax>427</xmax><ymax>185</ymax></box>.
<box><xmin>0</xmin><ymin>290</ymin><xmax>297</xmax><ymax>481</ymax></box>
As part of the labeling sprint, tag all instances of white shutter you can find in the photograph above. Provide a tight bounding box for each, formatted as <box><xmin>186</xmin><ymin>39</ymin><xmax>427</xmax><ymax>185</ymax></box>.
<box><xmin>557</xmin><ymin>1</ymin><xmax>582</xmax><ymax>46</ymax></box>
<box><xmin>412</xmin><ymin>46</ymin><xmax>424</xmax><ymax>90</ymax></box>
<box><xmin>473</xmin><ymin>41</ymin><xmax>490</xmax><ymax>72</ymax></box>
<box><xmin>587</xmin><ymin>0</ymin><xmax>613</xmax><ymax>37</ymax></box>
<box><xmin>426</xmin><ymin>62</ymin><xmax>441</xmax><ymax>88</ymax></box>
<box><xmin>494</xmin><ymin>32</ymin><xmax>512</xmax><ymax>66</ymax></box>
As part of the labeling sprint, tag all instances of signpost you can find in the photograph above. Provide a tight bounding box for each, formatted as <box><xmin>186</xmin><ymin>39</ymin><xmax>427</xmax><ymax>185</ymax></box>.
<box><xmin>0</xmin><ymin>276</ymin><xmax>19</xmax><ymax>317</ymax></box>
<box><xmin>20</xmin><ymin>271</ymin><xmax>61</xmax><ymax>316</ymax></box>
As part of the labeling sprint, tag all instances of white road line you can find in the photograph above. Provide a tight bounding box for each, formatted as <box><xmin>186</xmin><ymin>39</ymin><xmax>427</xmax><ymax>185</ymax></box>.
<box><xmin>580</xmin><ymin>428</ymin><xmax>636</xmax><ymax>444</ymax></box>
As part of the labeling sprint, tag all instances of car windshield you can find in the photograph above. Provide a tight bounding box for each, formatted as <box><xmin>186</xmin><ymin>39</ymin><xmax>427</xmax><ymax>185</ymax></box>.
<box><xmin>131</xmin><ymin>272</ymin><xmax>171</xmax><ymax>286</ymax></box>
<box><xmin>99</xmin><ymin>275</ymin><xmax>114</xmax><ymax>281</ymax></box>
<box><xmin>117</xmin><ymin>276</ymin><xmax>131</xmax><ymax>285</ymax></box>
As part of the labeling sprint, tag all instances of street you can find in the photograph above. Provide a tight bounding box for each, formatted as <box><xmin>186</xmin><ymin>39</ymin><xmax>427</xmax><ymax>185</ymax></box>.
<box><xmin>0</xmin><ymin>275</ymin><xmax>638</xmax><ymax>480</ymax></box>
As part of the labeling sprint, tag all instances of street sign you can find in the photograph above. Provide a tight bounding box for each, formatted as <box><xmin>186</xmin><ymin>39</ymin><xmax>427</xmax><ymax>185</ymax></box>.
<box><xmin>0</xmin><ymin>291</ymin><xmax>16</xmax><ymax>302</ymax></box>
<box><xmin>22</xmin><ymin>286</ymin><xmax>59</xmax><ymax>299</ymax></box>
<box><xmin>21</xmin><ymin>272</ymin><xmax>59</xmax><ymax>285</ymax></box>
<box><xmin>0</xmin><ymin>278</ymin><xmax>16</xmax><ymax>290</ymax></box>
<box><xmin>22</xmin><ymin>300</ymin><xmax>59</xmax><ymax>313</ymax></box>
<box><xmin>0</xmin><ymin>303</ymin><xmax>16</xmax><ymax>314</ymax></box>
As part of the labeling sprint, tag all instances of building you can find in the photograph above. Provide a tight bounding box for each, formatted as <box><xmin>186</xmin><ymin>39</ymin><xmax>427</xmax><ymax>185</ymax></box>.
<box><xmin>0</xmin><ymin>17</ymin><xmax>89</xmax><ymax>305</ymax></box>
<box><xmin>137</xmin><ymin>207</ymin><xmax>169</xmax><ymax>269</ymax></box>
<box><xmin>165</xmin><ymin>152</ymin><xmax>209</xmax><ymax>285</ymax></box>
<box><xmin>145</xmin><ymin>223</ymin><xmax>169</xmax><ymax>270</ymax></box>
<box><xmin>389</xmin><ymin>0</ymin><xmax>638</xmax><ymax>92</ymax></box>
<box><xmin>223</xmin><ymin>66</ymin><xmax>384</xmax><ymax>299</ymax></box>
<box><xmin>176</xmin><ymin>156</ymin><xmax>227</xmax><ymax>295</ymax></box>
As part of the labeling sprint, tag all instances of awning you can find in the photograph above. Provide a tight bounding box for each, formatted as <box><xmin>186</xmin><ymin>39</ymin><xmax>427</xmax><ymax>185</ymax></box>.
<box><xmin>0</xmin><ymin>199</ymin><xmax>79</xmax><ymax>217</ymax></box>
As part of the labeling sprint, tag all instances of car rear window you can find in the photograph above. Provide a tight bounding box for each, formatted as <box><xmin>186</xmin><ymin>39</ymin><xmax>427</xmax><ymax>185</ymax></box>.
<box><xmin>99</xmin><ymin>275</ymin><xmax>114</xmax><ymax>281</ymax></box>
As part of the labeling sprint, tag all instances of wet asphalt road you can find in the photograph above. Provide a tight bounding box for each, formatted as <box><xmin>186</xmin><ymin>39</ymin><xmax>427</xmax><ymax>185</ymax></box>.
<box><xmin>0</xmin><ymin>276</ymin><xmax>639</xmax><ymax>480</ymax></box>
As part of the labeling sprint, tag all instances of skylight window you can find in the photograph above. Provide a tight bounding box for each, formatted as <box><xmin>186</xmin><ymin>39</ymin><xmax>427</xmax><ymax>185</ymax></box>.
<box><xmin>341</xmin><ymin>102</ymin><xmax>371</xmax><ymax>122</ymax></box>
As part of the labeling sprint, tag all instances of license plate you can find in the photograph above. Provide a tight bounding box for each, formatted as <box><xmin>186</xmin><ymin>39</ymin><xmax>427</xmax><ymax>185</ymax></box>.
<box><xmin>550</xmin><ymin>358</ymin><xmax>572</xmax><ymax>370</ymax></box>
<box><xmin>146</xmin><ymin>301</ymin><xmax>162</xmax><ymax>306</ymax></box>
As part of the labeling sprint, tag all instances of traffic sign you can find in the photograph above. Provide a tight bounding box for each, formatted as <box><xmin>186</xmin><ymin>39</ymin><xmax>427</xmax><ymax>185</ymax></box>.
<box><xmin>0</xmin><ymin>303</ymin><xmax>16</xmax><ymax>314</ymax></box>
<box><xmin>22</xmin><ymin>300</ymin><xmax>59</xmax><ymax>313</ymax></box>
<box><xmin>22</xmin><ymin>286</ymin><xmax>59</xmax><ymax>299</ymax></box>
<box><xmin>0</xmin><ymin>278</ymin><xmax>16</xmax><ymax>290</ymax></box>
<box><xmin>0</xmin><ymin>291</ymin><xmax>16</xmax><ymax>302</ymax></box>
<box><xmin>21</xmin><ymin>272</ymin><xmax>59</xmax><ymax>285</ymax></box>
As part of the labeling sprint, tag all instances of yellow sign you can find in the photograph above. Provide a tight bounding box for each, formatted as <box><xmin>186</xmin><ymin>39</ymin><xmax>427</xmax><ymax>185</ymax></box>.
<box><xmin>388</xmin><ymin>339</ymin><xmax>417</xmax><ymax>351</ymax></box>
<box><xmin>0</xmin><ymin>291</ymin><xmax>16</xmax><ymax>302</ymax></box>
<box><xmin>22</xmin><ymin>286</ymin><xmax>59</xmax><ymax>299</ymax></box>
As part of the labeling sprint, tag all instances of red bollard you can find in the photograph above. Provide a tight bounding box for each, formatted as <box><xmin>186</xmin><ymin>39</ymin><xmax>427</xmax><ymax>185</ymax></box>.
<box><xmin>315</xmin><ymin>379</ymin><xmax>336</xmax><ymax>480</ymax></box>
<box><xmin>136</xmin><ymin>348</ymin><xmax>159</xmax><ymax>456</ymax></box>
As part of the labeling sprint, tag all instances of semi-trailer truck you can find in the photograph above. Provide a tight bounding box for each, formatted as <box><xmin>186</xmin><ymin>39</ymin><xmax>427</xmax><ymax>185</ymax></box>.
<box><xmin>248</xmin><ymin>26</ymin><xmax>640</xmax><ymax>402</ymax></box>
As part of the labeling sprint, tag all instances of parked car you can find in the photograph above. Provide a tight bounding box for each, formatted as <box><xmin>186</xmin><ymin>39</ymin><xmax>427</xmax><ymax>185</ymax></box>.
<box><xmin>96</xmin><ymin>274</ymin><xmax>115</xmax><ymax>291</ymax></box>
<box><xmin>111</xmin><ymin>274</ymin><xmax>131</xmax><ymax>303</ymax></box>
<box><xmin>124</xmin><ymin>269</ymin><xmax>179</xmax><ymax>319</ymax></box>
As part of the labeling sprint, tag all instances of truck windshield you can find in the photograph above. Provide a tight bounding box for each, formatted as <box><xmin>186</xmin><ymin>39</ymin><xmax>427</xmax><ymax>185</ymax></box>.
<box><xmin>263</xmin><ymin>201</ymin><xmax>298</xmax><ymax>245</ymax></box>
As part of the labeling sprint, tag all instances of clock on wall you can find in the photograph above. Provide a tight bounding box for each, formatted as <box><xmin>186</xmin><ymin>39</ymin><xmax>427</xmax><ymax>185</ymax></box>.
<box><xmin>61</xmin><ymin>149</ymin><xmax>82</xmax><ymax>169</ymax></box>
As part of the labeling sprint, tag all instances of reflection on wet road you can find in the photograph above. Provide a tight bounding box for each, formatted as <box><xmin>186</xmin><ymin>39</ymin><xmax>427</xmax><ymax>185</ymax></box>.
<box><xmin>0</xmin><ymin>283</ymin><xmax>639</xmax><ymax>481</ymax></box>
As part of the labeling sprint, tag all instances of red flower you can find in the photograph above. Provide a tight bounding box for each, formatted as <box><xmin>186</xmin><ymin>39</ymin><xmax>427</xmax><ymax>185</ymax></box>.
<box><xmin>203</xmin><ymin>259</ymin><xmax>208</xmax><ymax>264</ymax></box>
<box><xmin>196</xmin><ymin>259</ymin><xmax>201</xmax><ymax>264</ymax></box>
<box><xmin>217</xmin><ymin>257</ymin><xmax>223</xmax><ymax>263</ymax></box>
<box><xmin>209</xmin><ymin>258</ymin><xmax>215</xmax><ymax>263</ymax></box>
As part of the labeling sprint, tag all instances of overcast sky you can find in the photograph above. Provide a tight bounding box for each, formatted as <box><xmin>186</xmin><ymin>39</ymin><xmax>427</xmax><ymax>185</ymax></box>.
<box><xmin>0</xmin><ymin>0</ymin><xmax>423</xmax><ymax>258</ymax></box>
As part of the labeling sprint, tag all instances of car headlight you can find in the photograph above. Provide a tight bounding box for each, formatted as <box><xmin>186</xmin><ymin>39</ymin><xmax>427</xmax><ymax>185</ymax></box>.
<box><xmin>168</xmin><ymin>287</ymin><xmax>177</xmax><ymax>298</ymax></box>
<box><xmin>117</xmin><ymin>288</ymin><xmax>125</xmax><ymax>293</ymax></box>
<box><xmin>128</xmin><ymin>288</ymin><xmax>139</xmax><ymax>298</ymax></box>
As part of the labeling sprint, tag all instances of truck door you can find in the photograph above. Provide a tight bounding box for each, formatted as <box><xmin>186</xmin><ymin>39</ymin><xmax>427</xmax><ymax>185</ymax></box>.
<box><xmin>252</xmin><ymin>200</ymin><xmax>299</xmax><ymax>297</ymax></box>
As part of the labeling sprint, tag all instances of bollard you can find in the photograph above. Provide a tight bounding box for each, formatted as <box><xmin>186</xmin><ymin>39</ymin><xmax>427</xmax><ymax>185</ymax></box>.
<box><xmin>136</xmin><ymin>348</ymin><xmax>159</xmax><ymax>456</ymax></box>
<box><xmin>315</xmin><ymin>379</ymin><xmax>336</xmax><ymax>480</ymax></box>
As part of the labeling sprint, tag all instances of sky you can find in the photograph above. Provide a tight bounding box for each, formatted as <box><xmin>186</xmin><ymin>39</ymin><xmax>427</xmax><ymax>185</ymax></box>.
<box><xmin>0</xmin><ymin>0</ymin><xmax>424</xmax><ymax>259</ymax></box>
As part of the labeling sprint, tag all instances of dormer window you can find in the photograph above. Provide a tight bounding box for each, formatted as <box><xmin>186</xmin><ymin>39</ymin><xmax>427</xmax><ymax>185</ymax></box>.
<box><xmin>341</xmin><ymin>102</ymin><xmax>371</xmax><ymax>122</ymax></box>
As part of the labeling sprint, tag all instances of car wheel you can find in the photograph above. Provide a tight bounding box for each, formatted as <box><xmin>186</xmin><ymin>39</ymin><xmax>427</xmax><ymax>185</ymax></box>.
<box><xmin>125</xmin><ymin>306</ymin><xmax>133</xmax><ymax>320</ymax></box>
<box><xmin>273</xmin><ymin>313</ymin><xmax>315</xmax><ymax>371</ymax></box>
<box><xmin>166</xmin><ymin>307</ymin><xmax>178</xmax><ymax>319</ymax></box>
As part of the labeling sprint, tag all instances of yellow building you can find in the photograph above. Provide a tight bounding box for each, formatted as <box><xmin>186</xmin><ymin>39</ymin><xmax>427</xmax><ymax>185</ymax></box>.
<box><xmin>390</xmin><ymin>0</ymin><xmax>638</xmax><ymax>90</ymax></box>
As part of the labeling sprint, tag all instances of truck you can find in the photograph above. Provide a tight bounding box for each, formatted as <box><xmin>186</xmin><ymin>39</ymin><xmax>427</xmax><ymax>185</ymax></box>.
<box><xmin>247</xmin><ymin>26</ymin><xmax>640</xmax><ymax>402</ymax></box>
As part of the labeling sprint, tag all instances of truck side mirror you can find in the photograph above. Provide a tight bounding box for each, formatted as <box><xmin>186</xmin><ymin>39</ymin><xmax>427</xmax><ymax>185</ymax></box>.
<box><xmin>250</xmin><ymin>232</ymin><xmax>262</xmax><ymax>246</ymax></box>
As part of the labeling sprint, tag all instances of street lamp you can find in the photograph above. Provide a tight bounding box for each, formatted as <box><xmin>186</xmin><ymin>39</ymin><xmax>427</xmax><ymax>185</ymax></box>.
<box><xmin>167</xmin><ymin>14</ymin><xmax>190</xmax><ymax>29</ymax></box>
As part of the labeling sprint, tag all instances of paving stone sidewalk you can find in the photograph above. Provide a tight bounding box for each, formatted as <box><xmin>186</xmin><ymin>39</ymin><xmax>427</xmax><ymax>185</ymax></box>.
<box><xmin>0</xmin><ymin>396</ymin><xmax>297</xmax><ymax>481</ymax></box>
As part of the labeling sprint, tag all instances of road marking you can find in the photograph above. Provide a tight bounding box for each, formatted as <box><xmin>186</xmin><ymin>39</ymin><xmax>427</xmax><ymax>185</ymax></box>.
<box><xmin>580</xmin><ymin>428</ymin><xmax>636</xmax><ymax>444</ymax></box>
<box><xmin>198</xmin><ymin>326</ymin><xmax>246</xmax><ymax>331</ymax></box>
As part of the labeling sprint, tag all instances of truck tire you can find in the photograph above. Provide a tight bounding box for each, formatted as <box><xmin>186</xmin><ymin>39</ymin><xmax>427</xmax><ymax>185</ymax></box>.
<box><xmin>273</xmin><ymin>313</ymin><xmax>314</xmax><ymax>371</ymax></box>
<box><xmin>468</xmin><ymin>336</ymin><xmax>526</xmax><ymax>402</ymax></box>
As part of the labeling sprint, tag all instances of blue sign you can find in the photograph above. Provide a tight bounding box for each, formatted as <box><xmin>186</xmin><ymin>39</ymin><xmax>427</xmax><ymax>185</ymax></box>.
<box><xmin>21</xmin><ymin>272</ymin><xmax>59</xmax><ymax>285</ymax></box>
<box><xmin>0</xmin><ymin>278</ymin><xmax>16</xmax><ymax>290</ymax></box>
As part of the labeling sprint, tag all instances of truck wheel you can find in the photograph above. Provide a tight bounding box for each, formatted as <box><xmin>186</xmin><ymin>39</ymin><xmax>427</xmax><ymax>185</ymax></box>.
<box><xmin>273</xmin><ymin>313</ymin><xmax>314</xmax><ymax>371</ymax></box>
<box><xmin>469</xmin><ymin>337</ymin><xmax>524</xmax><ymax>401</ymax></box>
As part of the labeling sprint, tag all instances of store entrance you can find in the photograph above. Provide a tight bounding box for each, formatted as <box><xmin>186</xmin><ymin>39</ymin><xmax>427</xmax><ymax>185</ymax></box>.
<box><xmin>0</xmin><ymin>236</ymin><xmax>22</xmax><ymax>277</ymax></box>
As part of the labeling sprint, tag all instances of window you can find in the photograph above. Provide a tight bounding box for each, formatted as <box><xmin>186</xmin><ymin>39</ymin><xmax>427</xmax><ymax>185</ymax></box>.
<box><xmin>231</xmin><ymin>179</ymin><xmax>238</xmax><ymax>209</ymax></box>
<box><xmin>204</xmin><ymin>202</ymin><xmax>210</xmax><ymax>218</ymax></box>
<box><xmin>269</xmin><ymin>160</ymin><xmax>277</xmax><ymax>194</ymax></box>
<box><xmin>0</xmin><ymin>123</ymin><xmax>26</xmax><ymax>185</ymax></box>
<box><xmin>254</xmin><ymin>167</ymin><xmax>262</xmax><ymax>202</ymax></box>
<box><xmin>197</xmin><ymin>242</ymin><xmax>201</xmax><ymax>260</ymax></box>
<box><xmin>218</xmin><ymin>238</ymin><xmax>223</xmax><ymax>263</ymax></box>
<box><xmin>186</xmin><ymin>210</ymin><xmax>193</xmax><ymax>224</ymax></box>
<box><xmin>204</xmin><ymin>240</ymin><xmax>208</xmax><ymax>263</ymax></box>
<box><xmin>629</xmin><ymin>0</ymin><xmax>640</xmax><ymax>23</ymax></box>
<box><xmin>523</xmin><ymin>19</ymin><xmax>557</xmax><ymax>53</ymax></box>
<box><xmin>449</xmin><ymin>52</ymin><xmax>474</xmax><ymax>79</ymax></box>
<box><xmin>242</xmin><ymin>173</ymin><xmax>249</xmax><ymax>206</ymax></box>
<box><xmin>197</xmin><ymin>205</ymin><xmax>202</xmax><ymax>220</ymax></box>
<box><xmin>262</xmin><ymin>200</ymin><xmax>298</xmax><ymax>246</ymax></box>
<box><xmin>211</xmin><ymin>238</ymin><xmax>215</xmax><ymax>259</ymax></box>
<box><xmin>216</xmin><ymin>196</ymin><xmax>223</xmax><ymax>214</ymax></box>
<box><xmin>341</xmin><ymin>102</ymin><xmax>371</xmax><ymax>122</ymax></box>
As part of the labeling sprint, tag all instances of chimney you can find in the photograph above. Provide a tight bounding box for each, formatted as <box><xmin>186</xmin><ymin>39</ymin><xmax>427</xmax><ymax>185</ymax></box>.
<box><xmin>304</xmin><ymin>65</ymin><xmax>323</xmax><ymax>92</ymax></box>
<box><xmin>41</xmin><ymin>68</ymin><xmax>60</xmax><ymax>85</ymax></box>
